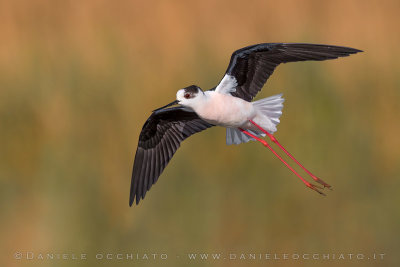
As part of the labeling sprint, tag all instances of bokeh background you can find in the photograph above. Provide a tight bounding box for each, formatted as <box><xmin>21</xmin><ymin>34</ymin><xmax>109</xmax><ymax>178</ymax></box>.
<box><xmin>1</xmin><ymin>0</ymin><xmax>399</xmax><ymax>266</ymax></box>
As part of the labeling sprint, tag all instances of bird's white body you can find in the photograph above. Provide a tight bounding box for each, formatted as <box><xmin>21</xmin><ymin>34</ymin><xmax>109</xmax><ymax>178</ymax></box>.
<box><xmin>195</xmin><ymin>91</ymin><xmax>256</xmax><ymax>128</ymax></box>
<box><xmin>177</xmin><ymin>86</ymin><xmax>284</xmax><ymax>145</ymax></box>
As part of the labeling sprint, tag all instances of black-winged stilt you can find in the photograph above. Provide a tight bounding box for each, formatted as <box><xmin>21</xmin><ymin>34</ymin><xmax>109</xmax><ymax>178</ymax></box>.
<box><xmin>130</xmin><ymin>43</ymin><xmax>362</xmax><ymax>206</ymax></box>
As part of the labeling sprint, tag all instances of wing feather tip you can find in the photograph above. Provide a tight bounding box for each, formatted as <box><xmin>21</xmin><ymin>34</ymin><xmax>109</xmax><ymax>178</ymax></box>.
<box><xmin>129</xmin><ymin>192</ymin><xmax>135</xmax><ymax>207</ymax></box>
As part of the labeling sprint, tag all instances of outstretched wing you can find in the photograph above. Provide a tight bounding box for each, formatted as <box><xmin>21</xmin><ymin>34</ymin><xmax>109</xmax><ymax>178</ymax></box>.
<box><xmin>130</xmin><ymin>107</ymin><xmax>213</xmax><ymax>206</ymax></box>
<box><xmin>215</xmin><ymin>43</ymin><xmax>362</xmax><ymax>101</ymax></box>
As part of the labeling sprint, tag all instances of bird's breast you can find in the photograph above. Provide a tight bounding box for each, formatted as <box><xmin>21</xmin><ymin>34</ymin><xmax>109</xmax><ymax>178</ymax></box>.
<box><xmin>196</xmin><ymin>93</ymin><xmax>255</xmax><ymax>127</ymax></box>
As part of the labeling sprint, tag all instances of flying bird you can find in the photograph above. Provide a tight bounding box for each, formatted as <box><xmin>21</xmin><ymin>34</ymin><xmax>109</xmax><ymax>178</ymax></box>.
<box><xmin>130</xmin><ymin>43</ymin><xmax>361</xmax><ymax>206</ymax></box>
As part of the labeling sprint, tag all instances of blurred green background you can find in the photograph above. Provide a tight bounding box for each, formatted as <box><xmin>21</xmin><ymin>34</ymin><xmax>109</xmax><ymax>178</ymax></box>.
<box><xmin>1</xmin><ymin>0</ymin><xmax>399</xmax><ymax>266</ymax></box>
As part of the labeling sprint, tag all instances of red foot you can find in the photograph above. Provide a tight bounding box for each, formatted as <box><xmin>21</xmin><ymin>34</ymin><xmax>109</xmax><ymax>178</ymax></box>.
<box><xmin>305</xmin><ymin>181</ymin><xmax>326</xmax><ymax>196</ymax></box>
<box><xmin>248</xmin><ymin>120</ymin><xmax>332</xmax><ymax>190</ymax></box>
<box><xmin>309</xmin><ymin>174</ymin><xmax>332</xmax><ymax>189</ymax></box>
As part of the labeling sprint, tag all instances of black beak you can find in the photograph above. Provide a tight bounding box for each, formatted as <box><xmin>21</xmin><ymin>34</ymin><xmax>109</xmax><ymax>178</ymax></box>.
<box><xmin>152</xmin><ymin>100</ymin><xmax>180</xmax><ymax>112</ymax></box>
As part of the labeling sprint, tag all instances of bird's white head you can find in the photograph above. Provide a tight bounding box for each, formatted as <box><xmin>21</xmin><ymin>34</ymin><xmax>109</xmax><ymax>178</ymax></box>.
<box><xmin>176</xmin><ymin>85</ymin><xmax>205</xmax><ymax>110</ymax></box>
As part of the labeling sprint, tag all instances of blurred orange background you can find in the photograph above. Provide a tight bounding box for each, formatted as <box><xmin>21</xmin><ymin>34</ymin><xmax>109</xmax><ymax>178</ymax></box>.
<box><xmin>1</xmin><ymin>0</ymin><xmax>399</xmax><ymax>266</ymax></box>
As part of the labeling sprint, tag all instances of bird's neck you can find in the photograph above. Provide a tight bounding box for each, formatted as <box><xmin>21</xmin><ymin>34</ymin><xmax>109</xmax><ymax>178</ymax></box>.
<box><xmin>187</xmin><ymin>93</ymin><xmax>210</xmax><ymax>113</ymax></box>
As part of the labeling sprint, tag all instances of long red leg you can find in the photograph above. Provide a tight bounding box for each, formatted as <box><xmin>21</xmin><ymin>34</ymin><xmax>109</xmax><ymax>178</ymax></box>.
<box><xmin>249</xmin><ymin>120</ymin><xmax>331</xmax><ymax>189</ymax></box>
<box><xmin>239</xmin><ymin>128</ymin><xmax>325</xmax><ymax>195</ymax></box>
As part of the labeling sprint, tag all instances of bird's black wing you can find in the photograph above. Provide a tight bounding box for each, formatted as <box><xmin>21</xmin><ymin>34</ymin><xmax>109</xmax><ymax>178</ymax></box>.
<box><xmin>219</xmin><ymin>43</ymin><xmax>362</xmax><ymax>101</ymax></box>
<box><xmin>130</xmin><ymin>107</ymin><xmax>213</xmax><ymax>206</ymax></box>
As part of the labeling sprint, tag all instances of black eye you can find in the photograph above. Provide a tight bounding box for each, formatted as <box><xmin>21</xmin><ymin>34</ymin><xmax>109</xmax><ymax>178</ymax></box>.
<box><xmin>184</xmin><ymin>93</ymin><xmax>191</xmax><ymax>99</ymax></box>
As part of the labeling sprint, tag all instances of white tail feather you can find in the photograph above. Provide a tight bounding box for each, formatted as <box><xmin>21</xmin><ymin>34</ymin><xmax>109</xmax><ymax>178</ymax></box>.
<box><xmin>226</xmin><ymin>128</ymin><xmax>265</xmax><ymax>145</ymax></box>
<box><xmin>226</xmin><ymin>93</ymin><xmax>284</xmax><ymax>145</ymax></box>
<box><xmin>253</xmin><ymin>93</ymin><xmax>284</xmax><ymax>127</ymax></box>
